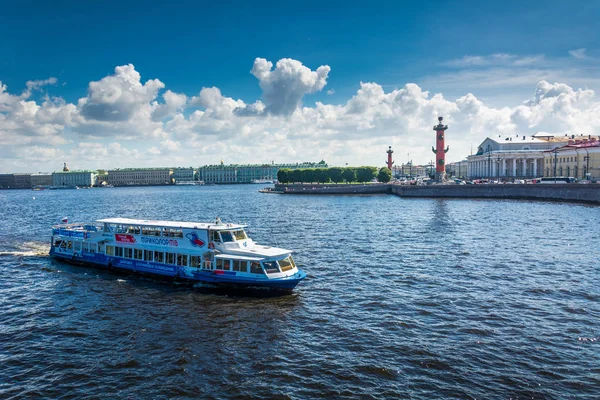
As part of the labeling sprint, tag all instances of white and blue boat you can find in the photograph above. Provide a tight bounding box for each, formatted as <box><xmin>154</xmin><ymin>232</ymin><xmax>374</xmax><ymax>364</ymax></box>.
<box><xmin>50</xmin><ymin>218</ymin><xmax>306</xmax><ymax>291</ymax></box>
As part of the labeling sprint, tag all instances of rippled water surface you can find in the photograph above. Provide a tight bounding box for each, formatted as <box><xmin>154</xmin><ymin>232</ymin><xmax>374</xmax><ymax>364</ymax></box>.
<box><xmin>1</xmin><ymin>186</ymin><xmax>599</xmax><ymax>399</ymax></box>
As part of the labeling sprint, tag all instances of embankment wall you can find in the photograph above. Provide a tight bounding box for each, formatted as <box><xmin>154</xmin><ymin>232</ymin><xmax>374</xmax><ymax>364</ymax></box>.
<box><xmin>392</xmin><ymin>184</ymin><xmax>600</xmax><ymax>204</ymax></box>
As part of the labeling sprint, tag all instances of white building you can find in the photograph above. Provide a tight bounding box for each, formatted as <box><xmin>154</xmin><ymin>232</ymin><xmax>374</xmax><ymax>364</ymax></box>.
<box><xmin>467</xmin><ymin>134</ymin><xmax>572</xmax><ymax>180</ymax></box>
<box><xmin>52</xmin><ymin>170</ymin><xmax>97</xmax><ymax>187</ymax></box>
<box><xmin>107</xmin><ymin>168</ymin><xmax>172</xmax><ymax>186</ymax></box>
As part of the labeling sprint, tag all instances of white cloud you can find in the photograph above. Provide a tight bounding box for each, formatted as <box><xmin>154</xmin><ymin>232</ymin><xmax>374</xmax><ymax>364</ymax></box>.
<box><xmin>26</xmin><ymin>77</ymin><xmax>58</xmax><ymax>92</ymax></box>
<box><xmin>249</xmin><ymin>57</ymin><xmax>330</xmax><ymax>115</ymax></box>
<box><xmin>2</xmin><ymin>57</ymin><xmax>600</xmax><ymax>173</ymax></box>
<box><xmin>569</xmin><ymin>48</ymin><xmax>588</xmax><ymax>60</ymax></box>
<box><xmin>327</xmin><ymin>89</ymin><xmax>335</xmax><ymax>95</ymax></box>
<box><xmin>443</xmin><ymin>53</ymin><xmax>544</xmax><ymax>68</ymax></box>
<box><xmin>78</xmin><ymin>64</ymin><xmax>164</xmax><ymax>122</ymax></box>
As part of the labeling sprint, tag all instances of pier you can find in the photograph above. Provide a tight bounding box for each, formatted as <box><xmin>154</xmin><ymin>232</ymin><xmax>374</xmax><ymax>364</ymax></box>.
<box><xmin>274</xmin><ymin>183</ymin><xmax>600</xmax><ymax>204</ymax></box>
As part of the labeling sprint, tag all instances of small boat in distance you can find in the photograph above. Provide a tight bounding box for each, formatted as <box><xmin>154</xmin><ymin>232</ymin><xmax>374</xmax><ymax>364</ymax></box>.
<box><xmin>50</xmin><ymin>217</ymin><xmax>307</xmax><ymax>292</ymax></box>
<box><xmin>251</xmin><ymin>178</ymin><xmax>275</xmax><ymax>184</ymax></box>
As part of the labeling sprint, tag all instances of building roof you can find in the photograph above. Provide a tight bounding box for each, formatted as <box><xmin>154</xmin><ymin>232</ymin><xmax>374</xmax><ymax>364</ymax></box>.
<box><xmin>96</xmin><ymin>217</ymin><xmax>246</xmax><ymax>230</ymax></box>
<box><xmin>53</xmin><ymin>170</ymin><xmax>97</xmax><ymax>174</ymax></box>
<box><xmin>488</xmin><ymin>135</ymin><xmax>546</xmax><ymax>144</ymax></box>
<box><xmin>107</xmin><ymin>168</ymin><xmax>173</xmax><ymax>172</ymax></box>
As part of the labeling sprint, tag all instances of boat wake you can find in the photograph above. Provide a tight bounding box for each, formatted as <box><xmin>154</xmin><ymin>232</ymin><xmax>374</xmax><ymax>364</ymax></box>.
<box><xmin>0</xmin><ymin>241</ymin><xmax>49</xmax><ymax>257</ymax></box>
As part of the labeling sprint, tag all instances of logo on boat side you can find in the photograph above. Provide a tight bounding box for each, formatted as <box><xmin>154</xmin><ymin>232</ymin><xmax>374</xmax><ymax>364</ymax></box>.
<box><xmin>115</xmin><ymin>234</ymin><xmax>136</xmax><ymax>243</ymax></box>
<box><xmin>186</xmin><ymin>232</ymin><xmax>206</xmax><ymax>247</ymax></box>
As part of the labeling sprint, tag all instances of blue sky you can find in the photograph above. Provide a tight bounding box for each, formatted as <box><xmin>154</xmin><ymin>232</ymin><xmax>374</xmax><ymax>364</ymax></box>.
<box><xmin>1</xmin><ymin>0</ymin><xmax>599</xmax><ymax>171</ymax></box>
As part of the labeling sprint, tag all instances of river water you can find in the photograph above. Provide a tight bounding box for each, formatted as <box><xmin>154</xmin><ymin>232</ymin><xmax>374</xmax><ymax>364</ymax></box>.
<box><xmin>0</xmin><ymin>186</ymin><xmax>599</xmax><ymax>399</ymax></box>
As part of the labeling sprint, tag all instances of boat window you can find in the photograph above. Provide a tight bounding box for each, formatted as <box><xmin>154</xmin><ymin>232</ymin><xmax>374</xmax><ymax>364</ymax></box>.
<box><xmin>209</xmin><ymin>231</ymin><xmax>221</xmax><ymax>242</ymax></box>
<box><xmin>90</xmin><ymin>243</ymin><xmax>97</xmax><ymax>254</ymax></box>
<box><xmin>250</xmin><ymin>262</ymin><xmax>263</xmax><ymax>274</ymax></box>
<box><xmin>115</xmin><ymin>247</ymin><xmax>123</xmax><ymax>257</ymax></box>
<box><xmin>203</xmin><ymin>259</ymin><xmax>213</xmax><ymax>269</ymax></box>
<box><xmin>233</xmin><ymin>260</ymin><xmax>247</xmax><ymax>272</ymax></box>
<box><xmin>74</xmin><ymin>242</ymin><xmax>81</xmax><ymax>251</ymax></box>
<box><xmin>134</xmin><ymin>249</ymin><xmax>143</xmax><ymax>260</ymax></box>
<box><xmin>106</xmin><ymin>246</ymin><xmax>114</xmax><ymax>256</ymax></box>
<box><xmin>216</xmin><ymin>259</ymin><xmax>231</xmax><ymax>270</ymax></box>
<box><xmin>154</xmin><ymin>251</ymin><xmax>164</xmax><ymax>263</ymax></box>
<box><xmin>54</xmin><ymin>239</ymin><xmax>63</xmax><ymax>247</ymax></box>
<box><xmin>233</xmin><ymin>230</ymin><xmax>247</xmax><ymax>240</ymax></box>
<box><xmin>262</xmin><ymin>261</ymin><xmax>280</xmax><ymax>274</ymax></box>
<box><xmin>166</xmin><ymin>253</ymin><xmax>176</xmax><ymax>265</ymax></box>
<box><xmin>144</xmin><ymin>250</ymin><xmax>153</xmax><ymax>261</ymax></box>
<box><xmin>278</xmin><ymin>257</ymin><xmax>295</xmax><ymax>272</ymax></box>
<box><xmin>190</xmin><ymin>256</ymin><xmax>201</xmax><ymax>267</ymax></box>
<box><xmin>220</xmin><ymin>231</ymin><xmax>234</xmax><ymax>242</ymax></box>
<box><xmin>177</xmin><ymin>254</ymin><xmax>188</xmax><ymax>266</ymax></box>
<box><xmin>124</xmin><ymin>248</ymin><xmax>132</xmax><ymax>258</ymax></box>
<box><xmin>67</xmin><ymin>241</ymin><xmax>73</xmax><ymax>250</ymax></box>
<box><xmin>134</xmin><ymin>226</ymin><xmax>141</xmax><ymax>235</ymax></box>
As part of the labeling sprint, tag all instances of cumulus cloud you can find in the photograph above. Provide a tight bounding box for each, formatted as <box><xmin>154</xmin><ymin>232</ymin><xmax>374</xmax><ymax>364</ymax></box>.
<box><xmin>3</xmin><ymin>57</ymin><xmax>600</xmax><ymax>173</ymax></box>
<box><xmin>250</xmin><ymin>57</ymin><xmax>330</xmax><ymax>115</ymax></box>
<box><xmin>78</xmin><ymin>64</ymin><xmax>164</xmax><ymax>122</ymax></box>
<box><xmin>151</xmin><ymin>90</ymin><xmax>187</xmax><ymax>121</ymax></box>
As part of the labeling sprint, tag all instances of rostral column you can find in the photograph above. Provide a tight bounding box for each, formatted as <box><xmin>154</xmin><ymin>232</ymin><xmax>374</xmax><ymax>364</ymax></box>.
<box><xmin>431</xmin><ymin>117</ymin><xmax>449</xmax><ymax>182</ymax></box>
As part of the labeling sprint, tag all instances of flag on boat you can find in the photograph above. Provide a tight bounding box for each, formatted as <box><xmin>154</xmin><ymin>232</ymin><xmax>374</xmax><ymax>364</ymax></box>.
<box><xmin>60</xmin><ymin>217</ymin><xmax>68</xmax><ymax>224</ymax></box>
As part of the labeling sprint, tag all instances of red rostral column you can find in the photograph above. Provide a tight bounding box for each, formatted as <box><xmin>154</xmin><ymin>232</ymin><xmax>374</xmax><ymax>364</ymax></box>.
<box><xmin>386</xmin><ymin>146</ymin><xmax>394</xmax><ymax>170</ymax></box>
<box><xmin>432</xmin><ymin>116</ymin><xmax>449</xmax><ymax>182</ymax></box>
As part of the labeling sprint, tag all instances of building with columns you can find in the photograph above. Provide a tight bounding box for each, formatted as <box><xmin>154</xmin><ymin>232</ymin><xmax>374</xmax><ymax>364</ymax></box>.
<box><xmin>467</xmin><ymin>134</ymin><xmax>573</xmax><ymax>180</ymax></box>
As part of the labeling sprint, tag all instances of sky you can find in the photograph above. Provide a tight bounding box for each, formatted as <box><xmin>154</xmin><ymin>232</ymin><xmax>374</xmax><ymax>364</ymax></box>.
<box><xmin>1</xmin><ymin>0</ymin><xmax>599</xmax><ymax>172</ymax></box>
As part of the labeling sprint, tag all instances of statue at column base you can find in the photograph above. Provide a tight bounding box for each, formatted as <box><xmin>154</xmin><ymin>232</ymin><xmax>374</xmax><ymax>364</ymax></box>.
<box><xmin>435</xmin><ymin>172</ymin><xmax>446</xmax><ymax>182</ymax></box>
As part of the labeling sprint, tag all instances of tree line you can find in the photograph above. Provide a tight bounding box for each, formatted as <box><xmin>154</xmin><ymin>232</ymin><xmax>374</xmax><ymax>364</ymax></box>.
<box><xmin>277</xmin><ymin>167</ymin><xmax>392</xmax><ymax>184</ymax></box>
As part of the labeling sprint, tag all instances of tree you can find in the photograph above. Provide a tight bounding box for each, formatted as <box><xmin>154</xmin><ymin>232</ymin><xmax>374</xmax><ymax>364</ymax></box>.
<box><xmin>342</xmin><ymin>168</ymin><xmax>355</xmax><ymax>183</ymax></box>
<box><xmin>277</xmin><ymin>169</ymin><xmax>290</xmax><ymax>183</ymax></box>
<box><xmin>356</xmin><ymin>166</ymin><xmax>377</xmax><ymax>183</ymax></box>
<box><xmin>290</xmin><ymin>169</ymin><xmax>302</xmax><ymax>183</ymax></box>
<box><xmin>329</xmin><ymin>167</ymin><xmax>344</xmax><ymax>183</ymax></box>
<box><xmin>377</xmin><ymin>167</ymin><xmax>392</xmax><ymax>183</ymax></box>
<box><xmin>315</xmin><ymin>168</ymin><xmax>330</xmax><ymax>183</ymax></box>
<box><xmin>300</xmin><ymin>168</ymin><xmax>316</xmax><ymax>183</ymax></box>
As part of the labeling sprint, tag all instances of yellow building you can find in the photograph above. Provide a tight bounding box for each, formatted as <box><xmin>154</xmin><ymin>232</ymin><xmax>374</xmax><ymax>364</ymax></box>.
<box><xmin>543</xmin><ymin>138</ymin><xmax>600</xmax><ymax>181</ymax></box>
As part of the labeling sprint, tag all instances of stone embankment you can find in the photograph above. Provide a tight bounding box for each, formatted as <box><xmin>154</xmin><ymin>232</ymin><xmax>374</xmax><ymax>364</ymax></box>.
<box><xmin>391</xmin><ymin>184</ymin><xmax>600</xmax><ymax>204</ymax></box>
<box><xmin>274</xmin><ymin>183</ymin><xmax>391</xmax><ymax>195</ymax></box>
<box><xmin>275</xmin><ymin>183</ymin><xmax>600</xmax><ymax>204</ymax></box>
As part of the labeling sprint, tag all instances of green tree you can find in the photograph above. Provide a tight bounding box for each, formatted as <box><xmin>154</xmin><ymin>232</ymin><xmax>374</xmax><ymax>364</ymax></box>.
<box><xmin>356</xmin><ymin>166</ymin><xmax>377</xmax><ymax>183</ymax></box>
<box><xmin>329</xmin><ymin>167</ymin><xmax>344</xmax><ymax>183</ymax></box>
<box><xmin>300</xmin><ymin>168</ymin><xmax>316</xmax><ymax>183</ymax></box>
<box><xmin>342</xmin><ymin>168</ymin><xmax>356</xmax><ymax>183</ymax></box>
<box><xmin>315</xmin><ymin>168</ymin><xmax>330</xmax><ymax>183</ymax></box>
<box><xmin>277</xmin><ymin>169</ymin><xmax>290</xmax><ymax>183</ymax></box>
<box><xmin>290</xmin><ymin>169</ymin><xmax>302</xmax><ymax>183</ymax></box>
<box><xmin>377</xmin><ymin>167</ymin><xmax>392</xmax><ymax>183</ymax></box>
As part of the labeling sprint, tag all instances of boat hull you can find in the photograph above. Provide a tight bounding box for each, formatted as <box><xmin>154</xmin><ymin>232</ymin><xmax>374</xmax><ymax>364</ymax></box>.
<box><xmin>50</xmin><ymin>250</ymin><xmax>306</xmax><ymax>292</ymax></box>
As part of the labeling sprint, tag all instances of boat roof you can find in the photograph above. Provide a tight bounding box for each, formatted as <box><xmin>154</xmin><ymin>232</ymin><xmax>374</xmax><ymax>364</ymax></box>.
<box><xmin>96</xmin><ymin>218</ymin><xmax>246</xmax><ymax>230</ymax></box>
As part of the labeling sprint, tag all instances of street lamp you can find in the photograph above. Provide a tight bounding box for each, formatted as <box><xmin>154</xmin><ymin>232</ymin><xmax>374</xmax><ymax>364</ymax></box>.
<box><xmin>583</xmin><ymin>148</ymin><xmax>590</xmax><ymax>181</ymax></box>
<box><xmin>552</xmin><ymin>147</ymin><xmax>559</xmax><ymax>183</ymax></box>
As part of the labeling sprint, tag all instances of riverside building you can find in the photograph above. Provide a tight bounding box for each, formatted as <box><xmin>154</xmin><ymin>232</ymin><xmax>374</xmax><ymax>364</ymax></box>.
<box><xmin>198</xmin><ymin>161</ymin><xmax>327</xmax><ymax>184</ymax></box>
<box><xmin>52</xmin><ymin>170</ymin><xmax>97</xmax><ymax>187</ymax></box>
<box><xmin>543</xmin><ymin>137</ymin><xmax>600</xmax><ymax>181</ymax></box>
<box><xmin>466</xmin><ymin>133</ymin><xmax>579</xmax><ymax>180</ymax></box>
<box><xmin>107</xmin><ymin>168</ymin><xmax>173</xmax><ymax>186</ymax></box>
<box><xmin>172</xmin><ymin>167</ymin><xmax>195</xmax><ymax>183</ymax></box>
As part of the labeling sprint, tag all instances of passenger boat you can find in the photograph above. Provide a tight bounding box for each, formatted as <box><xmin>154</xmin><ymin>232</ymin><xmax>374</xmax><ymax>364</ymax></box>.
<box><xmin>49</xmin><ymin>218</ymin><xmax>307</xmax><ymax>291</ymax></box>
